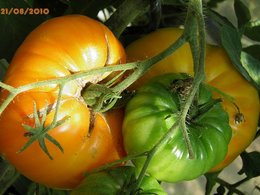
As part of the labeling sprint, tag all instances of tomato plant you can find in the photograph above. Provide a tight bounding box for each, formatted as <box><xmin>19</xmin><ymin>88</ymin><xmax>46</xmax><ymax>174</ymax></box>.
<box><xmin>125</xmin><ymin>27</ymin><xmax>260</xmax><ymax>172</ymax></box>
<box><xmin>1</xmin><ymin>0</ymin><xmax>259</xmax><ymax>194</ymax></box>
<box><xmin>71</xmin><ymin>166</ymin><xmax>167</xmax><ymax>195</ymax></box>
<box><xmin>123</xmin><ymin>73</ymin><xmax>232</xmax><ymax>182</ymax></box>
<box><xmin>0</xmin><ymin>15</ymin><xmax>126</xmax><ymax>189</ymax></box>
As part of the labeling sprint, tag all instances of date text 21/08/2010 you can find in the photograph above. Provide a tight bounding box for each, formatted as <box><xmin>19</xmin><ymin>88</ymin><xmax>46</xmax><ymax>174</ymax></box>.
<box><xmin>1</xmin><ymin>8</ymin><xmax>49</xmax><ymax>15</ymax></box>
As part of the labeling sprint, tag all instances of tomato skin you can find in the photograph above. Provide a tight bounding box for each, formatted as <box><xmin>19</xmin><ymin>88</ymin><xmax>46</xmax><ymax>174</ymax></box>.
<box><xmin>70</xmin><ymin>166</ymin><xmax>167</xmax><ymax>195</ymax></box>
<box><xmin>0</xmin><ymin>15</ymin><xmax>126</xmax><ymax>189</ymax></box>
<box><xmin>123</xmin><ymin>73</ymin><xmax>232</xmax><ymax>182</ymax></box>
<box><xmin>125</xmin><ymin>28</ymin><xmax>259</xmax><ymax>172</ymax></box>
<box><xmin>3</xmin><ymin>15</ymin><xmax>125</xmax><ymax>95</ymax></box>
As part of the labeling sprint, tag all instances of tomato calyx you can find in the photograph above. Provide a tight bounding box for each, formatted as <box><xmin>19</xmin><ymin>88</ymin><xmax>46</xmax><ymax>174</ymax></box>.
<box><xmin>82</xmin><ymin>83</ymin><xmax>121</xmax><ymax>112</ymax></box>
<box><xmin>168</xmin><ymin>77</ymin><xmax>225</xmax><ymax>126</ymax></box>
<box><xmin>123</xmin><ymin>73</ymin><xmax>232</xmax><ymax>182</ymax></box>
<box><xmin>189</xmin><ymin>98</ymin><xmax>222</xmax><ymax>123</ymax></box>
<box><xmin>168</xmin><ymin>77</ymin><xmax>217</xmax><ymax>124</ymax></box>
<box><xmin>170</xmin><ymin>77</ymin><xmax>193</xmax><ymax>101</ymax></box>
<box><xmin>18</xmin><ymin>101</ymin><xmax>68</xmax><ymax>160</ymax></box>
<box><xmin>207</xmin><ymin>85</ymin><xmax>246</xmax><ymax>125</ymax></box>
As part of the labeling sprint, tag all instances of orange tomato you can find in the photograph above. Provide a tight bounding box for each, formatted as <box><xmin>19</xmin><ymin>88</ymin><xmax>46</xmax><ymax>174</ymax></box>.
<box><xmin>0</xmin><ymin>15</ymin><xmax>126</xmax><ymax>189</ymax></box>
<box><xmin>126</xmin><ymin>28</ymin><xmax>259</xmax><ymax>172</ymax></box>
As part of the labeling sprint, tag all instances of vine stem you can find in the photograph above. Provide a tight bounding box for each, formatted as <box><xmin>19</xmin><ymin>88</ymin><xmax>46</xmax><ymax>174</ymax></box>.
<box><xmin>112</xmin><ymin>34</ymin><xmax>186</xmax><ymax>92</ymax></box>
<box><xmin>0</xmin><ymin>0</ymin><xmax>207</xmax><ymax>192</ymax></box>
<box><xmin>49</xmin><ymin>84</ymin><xmax>64</xmax><ymax>128</ymax></box>
<box><xmin>105</xmin><ymin>0</ymin><xmax>149</xmax><ymax>38</ymax></box>
<box><xmin>134</xmin><ymin>121</ymin><xmax>180</xmax><ymax>190</ymax></box>
<box><xmin>0</xmin><ymin>82</ymin><xmax>15</xmax><ymax>91</ymax></box>
<box><xmin>85</xmin><ymin>151</ymin><xmax>148</xmax><ymax>176</ymax></box>
<box><xmin>180</xmin><ymin>0</ymin><xmax>206</xmax><ymax>158</ymax></box>
<box><xmin>0</xmin><ymin>62</ymin><xmax>137</xmax><ymax>115</ymax></box>
<box><xmin>0</xmin><ymin>34</ymin><xmax>186</xmax><ymax>116</ymax></box>
<box><xmin>132</xmin><ymin>0</ymin><xmax>207</xmax><ymax>192</ymax></box>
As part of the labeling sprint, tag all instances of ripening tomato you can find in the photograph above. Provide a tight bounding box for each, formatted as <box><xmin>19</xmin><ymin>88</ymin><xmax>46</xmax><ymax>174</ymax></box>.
<box><xmin>125</xmin><ymin>28</ymin><xmax>259</xmax><ymax>172</ymax></box>
<box><xmin>0</xmin><ymin>15</ymin><xmax>126</xmax><ymax>189</ymax></box>
<box><xmin>123</xmin><ymin>73</ymin><xmax>232</xmax><ymax>182</ymax></box>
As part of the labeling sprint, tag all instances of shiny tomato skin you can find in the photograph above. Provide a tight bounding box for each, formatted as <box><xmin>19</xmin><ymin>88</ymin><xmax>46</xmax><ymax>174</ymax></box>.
<box><xmin>123</xmin><ymin>73</ymin><xmax>232</xmax><ymax>182</ymax></box>
<box><xmin>71</xmin><ymin>166</ymin><xmax>167</xmax><ymax>195</ymax></box>
<box><xmin>3</xmin><ymin>14</ymin><xmax>126</xmax><ymax>95</ymax></box>
<box><xmin>126</xmin><ymin>28</ymin><xmax>259</xmax><ymax>172</ymax></box>
<box><xmin>0</xmin><ymin>15</ymin><xmax>126</xmax><ymax>189</ymax></box>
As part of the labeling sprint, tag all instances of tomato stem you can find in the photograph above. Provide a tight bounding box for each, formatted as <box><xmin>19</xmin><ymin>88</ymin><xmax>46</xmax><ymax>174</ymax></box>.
<box><xmin>177</xmin><ymin>0</ymin><xmax>206</xmax><ymax>159</ymax></box>
<box><xmin>49</xmin><ymin>84</ymin><xmax>64</xmax><ymax>129</ymax></box>
<box><xmin>0</xmin><ymin>63</ymin><xmax>136</xmax><ymax>115</ymax></box>
<box><xmin>112</xmin><ymin>35</ymin><xmax>186</xmax><ymax>93</ymax></box>
<box><xmin>85</xmin><ymin>152</ymin><xmax>148</xmax><ymax>176</ymax></box>
<box><xmin>105</xmin><ymin>0</ymin><xmax>150</xmax><ymax>38</ymax></box>
<box><xmin>134</xmin><ymin>121</ymin><xmax>181</xmax><ymax>191</ymax></box>
<box><xmin>0</xmin><ymin>82</ymin><xmax>15</xmax><ymax>92</ymax></box>
<box><xmin>133</xmin><ymin>0</ymin><xmax>207</xmax><ymax>191</ymax></box>
<box><xmin>81</xmin><ymin>35</ymin><xmax>186</xmax><ymax>112</ymax></box>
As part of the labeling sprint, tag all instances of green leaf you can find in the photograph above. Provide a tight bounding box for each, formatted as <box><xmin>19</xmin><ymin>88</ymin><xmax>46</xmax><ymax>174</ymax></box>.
<box><xmin>244</xmin><ymin>21</ymin><xmax>260</xmax><ymax>42</ymax></box>
<box><xmin>24</xmin><ymin>0</ymin><xmax>34</xmax><ymax>7</ymax></box>
<box><xmin>12</xmin><ymin>175</ymin><xmax>35</xmax><ymax>195</ymax></box>
<box><xmin>220</xmin><ymin>25</ymin><xmax>242</xmax><ymax>60</ymax></box>
<box><xmin>208</xmin><ymin>9</ymin><xmax>258</xmax><ymax>90</ymax></box>
<box><xmin>220</xmin><ymin>25</ymin><xmax>253</xmax><ymax>83</ymax></box>
<box><xmin>105</xmin><ymin>0</ymin><xmax>150</xmax><ymax>38</ymax></box>
<box><xmin>70</xmin><ymin>0</ymin><xmax>118</xmax><ymax>18</ymax></box>
<box><xmin>204</xmin><ymin>172</ymin><xmax>221</xmax><ymax>195</ymax></box>
<box><xmin>34</xmin><ymin>185</ymin><xmax>70</xmax><ymax>195</ymax></box>
<box><xmin>206</xmin><ymin>0</ymin><xmax>226</xmax><ymax>8</ymax></box>
<box><xmin>0</xmin><ymin>158</ymin><xmax>20</xmax><ymax>195</ymax></box>
<box><xmin>234</xmin><ymin>0</ymin><xmax>251</xmax><ymax>28</ymax></box>
<box><xmin>33</xmin><ymin>0</ymin><xmax>69</xmax><ymax>16</ymax></box>
<box><xmin>207</xmin><ymin>9</ymin><xmax>236</xmax><ymax>28</ymax></box>
<box><xmin>238</xmin><ymin>151</ymin><xmax>260</xmax><ymax>178</ymax></box>
<box><xmin>13</xmin><ymin>179</ymin><xmax>70</xmax><ymax>195</ymax></box>
<box><xmin>161</xmin><ymin>0</ymin><xmax>187</xmax><ymax>6</ymax></box>
<box><xmin>240</xmin><ymin>51</ymin><xmax>260</xmax><ymax>90</ymax></box>
<box><xmin>0</xmin><ymin>0</ymin><xmax>46</xmax><ymax>62</ymax></box>
<box><xmin>243</xmin><ymin>44</ymin><xmax>260</xmax><ymax>61</ymax></box>
<box><xmin>0</xmin><ymin>59</ymin><xmax>9</xmax><ymax>81</ymax></box>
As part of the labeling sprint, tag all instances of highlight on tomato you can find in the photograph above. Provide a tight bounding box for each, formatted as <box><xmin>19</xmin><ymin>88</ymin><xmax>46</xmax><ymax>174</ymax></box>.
<box><xmin>123</xmin><ymin>73</ymin><xmax>232</xmax><ymax>182</ymax></box>
<box><xmin>125</xmin><ymin>27</ymin><xmax>260</xmax><ymax>172</ymax></box>
<box><xmin>0</xmin><ymin>15</ymin><xmax>126</xmax><ymax>189</ymax></box>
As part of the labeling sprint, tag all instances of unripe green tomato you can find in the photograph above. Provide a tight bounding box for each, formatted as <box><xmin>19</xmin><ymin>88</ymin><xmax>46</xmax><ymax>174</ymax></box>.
<box><xmin>70</xmin><ymin>166</ymin><xmax>167</xmax><ymax>195</ymax></box>
<box><xmin>126</xmin><ymin>28</ymin><xmax>259</xmax><ymax>172</ymax></box>
<box><xmin>123</xmin><ymin>73</ymin><xmax>232</xmax><ymax>182</ymax></box>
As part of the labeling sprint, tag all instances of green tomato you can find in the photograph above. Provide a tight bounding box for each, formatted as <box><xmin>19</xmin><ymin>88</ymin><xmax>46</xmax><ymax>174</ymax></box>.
<box><xmin>70</xmin><ymin>166</ymin><xmax>166</xmax><ymax>195</ymax></box>
<box><xmin>123</xmin><ymin>73</ymin><xmax>232</xmax><ymax>182</ymax></box>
